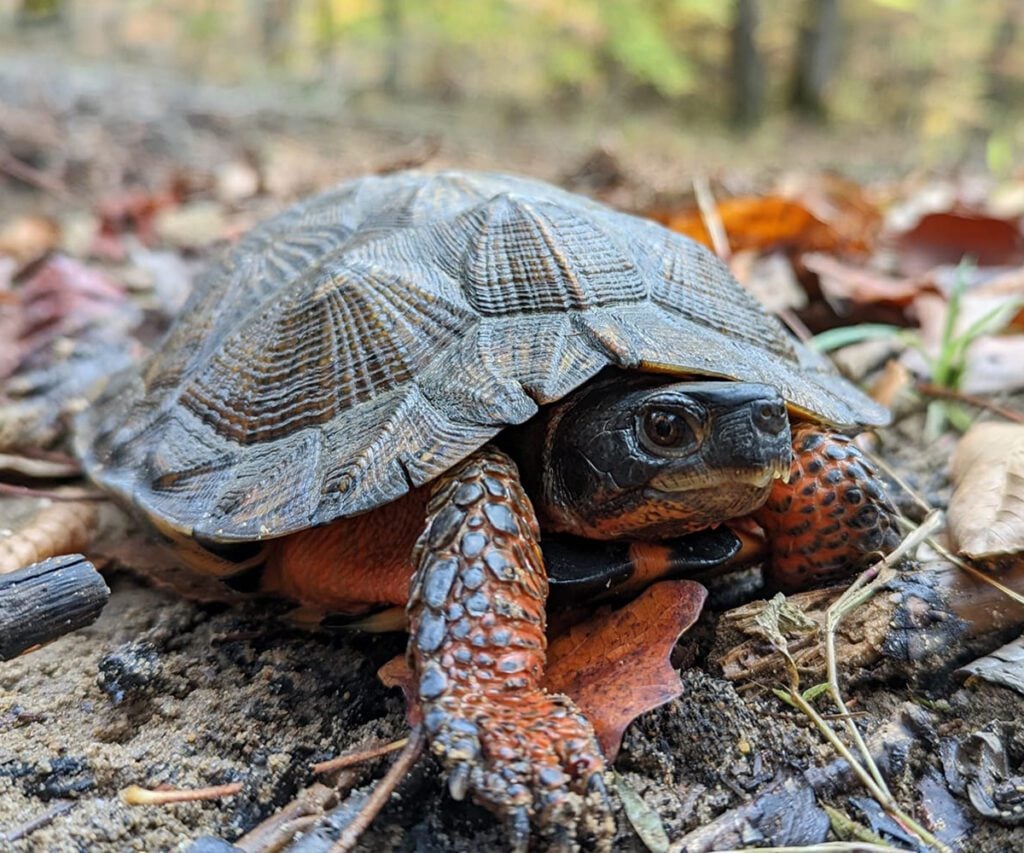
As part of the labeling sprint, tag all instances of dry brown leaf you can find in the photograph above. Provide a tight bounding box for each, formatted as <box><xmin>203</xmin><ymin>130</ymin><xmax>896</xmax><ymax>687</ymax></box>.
<box><xmin>0</xmin><ymin>255</ymin><xmax>138</xmax><ymax>382</ymax></box>
<box><xmin>656</xmin><ymin>196</ymin><xmax>844</xmax><ymax>256</ymax></box>
<box><xmin>949</xmin><ymin>423</ymin><xmax>1024</xmax><ymax>559</ymax></box>
<box><xmin>957</xmin><ymin>635</ymin><xmax>1024</xmax><ymax>696</ymax></box>
<box><xmin>730</xmin><ymin>250</ymin><xmax>807</xmax><ymax>313</ymax></box>
<box><xmin>0</xmin><ymin>215</ymin><xmax>60</xmax><ymax>265</ymax></box>
<box><xmin>379</xmin><ymin>580</ymin><xmax>707</xmax><ymax>760</ymax></box>
<box><xmin>972</xmin><ymin>267</ymin><xmax>1024</xmax><ymax>333</ymax></box>
<box><xmin>775</xmin><ymin>171</ymin><xmax>883</xmax><ymax>252</ymax></box>
<box><xmin>803</xmin><ymin>252</ymin><xmax>935</xmax><ymax>308</ymax></box>
<box><xmin>868</xmin><ymin>358</ymin><xmax>913</xmax><ymax>409</ymax></box>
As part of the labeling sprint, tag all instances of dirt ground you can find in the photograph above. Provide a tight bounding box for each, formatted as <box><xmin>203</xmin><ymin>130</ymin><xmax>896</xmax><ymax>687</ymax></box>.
<box><xmin>2</xmin><ymin>52</ymin><xmax>1024</xmax><ymax>852</ymax></box>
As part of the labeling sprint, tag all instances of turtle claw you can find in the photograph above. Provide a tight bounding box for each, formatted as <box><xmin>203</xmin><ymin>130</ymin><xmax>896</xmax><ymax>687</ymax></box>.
<box><xmin>506</xmin><ymin>806</ymin><xmax>531</xmax><ymax>853</ymax></box>
<box><xmin>426</xmin><ymin>691</ymin><xmax>611</xmax><ymax>849</ymax></box>
<box><xmin>447</xmin><ymin>763</ymin><xmax>471</xmax><ymax>801</ymax></box>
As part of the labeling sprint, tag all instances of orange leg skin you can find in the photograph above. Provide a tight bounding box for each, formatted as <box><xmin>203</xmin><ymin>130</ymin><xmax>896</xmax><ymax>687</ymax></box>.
<box><xmin>752</xmin><ymin>423</ymin><xmax>899</xmax><ymax>592</ymax></box>
<box><xmin>407</xmin><ymin>446</ymin><xmax>612</xmax><ymax>849</ymax></box>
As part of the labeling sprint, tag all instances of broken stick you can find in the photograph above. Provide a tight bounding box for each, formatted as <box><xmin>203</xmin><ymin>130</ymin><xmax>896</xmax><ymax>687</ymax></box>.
<box><xmin>0</xmin><ymin>554</ymin><xmax>109</xmax><ymax>660</ymax></box>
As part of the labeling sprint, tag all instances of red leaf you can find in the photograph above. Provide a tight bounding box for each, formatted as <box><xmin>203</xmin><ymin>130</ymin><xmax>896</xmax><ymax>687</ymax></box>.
<box><xmin>896</xmin><ymin>211</ymin><xmax>1024</xmax><ymax>275</ymax></box>
<box><xmin>544</xmin><ymin>580</ymin><xmax>706</xmax><ymax>760</ymax></box>
<box><xmin>0</xmin><ymin>255</ymin><xmax>134</xmax><ymax>380</ymax></box>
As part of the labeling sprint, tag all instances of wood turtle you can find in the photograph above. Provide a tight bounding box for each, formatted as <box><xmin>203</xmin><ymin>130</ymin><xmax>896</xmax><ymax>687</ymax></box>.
<box><xmin>74</xmin><ymin>170</ymin><xmax>897</xmax><ymax>847</ymax></box>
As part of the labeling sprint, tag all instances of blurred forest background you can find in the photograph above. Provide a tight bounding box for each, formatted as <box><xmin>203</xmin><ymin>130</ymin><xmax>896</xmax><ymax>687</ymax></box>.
<box><xmin>1</xmin><ymin>0</ymin><xmax>1023</xmax><ymax>175</ymax></box>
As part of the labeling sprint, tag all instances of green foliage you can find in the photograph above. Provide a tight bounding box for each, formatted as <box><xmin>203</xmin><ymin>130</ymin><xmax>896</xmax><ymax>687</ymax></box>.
<box><xmin>600</xmin><ymin>1</ymin><xmax>696</xmax><ymax>97</ymax></box>
<box><xmin>40</xmin><ymin>0</ymin><xmax>1024</xmax><ymax>142</ymax></box>
<box><xmin>810</xmin><ymin>323</ymin><xmax>910</xmax><ymax>352</ymax></box>
<box><xmin>923</xmin><ymin>260</ymin><xmax>1024</xmax><ymax>436</ymax></box>
<box><xmin>814</xmin><ymin>260</ymin><xmax>1024</xmax><ymax>437</ymax></box>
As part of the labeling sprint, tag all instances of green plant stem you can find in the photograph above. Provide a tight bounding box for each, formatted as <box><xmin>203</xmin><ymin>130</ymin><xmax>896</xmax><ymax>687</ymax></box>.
<box><xmin>823</xmin><ymin>510</ymin><xmax>945</xmax><ymax>797</ymax></box>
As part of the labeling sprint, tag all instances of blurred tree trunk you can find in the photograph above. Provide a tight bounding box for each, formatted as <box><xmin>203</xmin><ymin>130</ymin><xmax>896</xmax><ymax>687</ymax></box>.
<box><xmin>986</xmin><ymin>1</ymin><xmax>1021</xmax><ymax>108</ymax></box>
<box><xmin>259</xmin><ymin>0</ymin><xmax>295</xmax><ymax>65</ymax></box>
<box><xmin>315</xmin><ymin>0</ymin><xmax>336</xmax><ymax>75</ymax></box>
<box><xmin>789</xmin><ymin>0</ymin><xmax>840</xmax><ymax>120</ymax></box>
<box><xmin>730</xmin><ymin>0</ymin><xmax>764</xmax><ymax>129</ymax></box>
<box><xmin>382</xmin><ymin>0</ymin><xmax>403</xmax><ymax>96</ymax></box>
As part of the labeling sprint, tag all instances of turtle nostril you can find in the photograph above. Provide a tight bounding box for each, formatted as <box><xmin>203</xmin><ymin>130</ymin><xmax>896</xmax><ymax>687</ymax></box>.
<box><xmin>754</xmin><ymin>401</ymin><xmax>788</xmax><ymax>435</ymax></box>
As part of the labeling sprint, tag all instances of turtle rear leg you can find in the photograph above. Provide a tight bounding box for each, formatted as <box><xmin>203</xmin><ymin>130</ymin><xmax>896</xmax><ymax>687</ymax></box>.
<box><xmin>752</xmin><ymin>423</ymin><xmax>899</xmax><ymax>592</ymax></box>
<box><xmin>408</xmin><ymin>446</ymin><xmax>612</xmax><ymax>849</ymax></box>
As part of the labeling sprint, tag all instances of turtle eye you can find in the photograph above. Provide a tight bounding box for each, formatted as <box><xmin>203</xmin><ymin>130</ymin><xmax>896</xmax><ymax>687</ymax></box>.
<box><xmin>641</xmin><ymin>409</ymin><xmax>693</xmax><ymax>449</ymax></box>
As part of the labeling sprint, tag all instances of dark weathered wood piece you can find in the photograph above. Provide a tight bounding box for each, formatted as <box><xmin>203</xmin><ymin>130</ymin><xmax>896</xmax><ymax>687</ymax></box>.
<box><xmin>0</xmin><ymin>554</ymin><xmax>109</xmax><ymax>660</ymax></box>
<box><xmin>713</xmin><ymin>559</ymin><xmax>1024</xmax><ymax>687</ymax></box>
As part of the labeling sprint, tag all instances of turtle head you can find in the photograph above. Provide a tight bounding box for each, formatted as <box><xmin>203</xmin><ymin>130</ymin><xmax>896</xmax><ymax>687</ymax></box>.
<box><xmin>538</xmin><ymin>378</ymin><xmax>793</xmax><ymax>540</ymax></box>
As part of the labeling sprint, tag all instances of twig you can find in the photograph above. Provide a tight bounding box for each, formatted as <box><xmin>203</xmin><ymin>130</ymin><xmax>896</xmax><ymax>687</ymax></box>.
<box><xmin>0</xmin><ymin>555</ymin><xmax>109</xmax><ymax>660</ymax></box>
<box><xmin>863</xmin><ymin>448</ymin><xmax>934</xmax><ymax>520</ymax></box>
<box><xmin>0</xmin><ymin>482</ymin><xmax>107</xmax><ymax>501</ymax></box>
<box><xmin>0</xmin><ymin>150</ymin><xmax>73</xmax><ymax>199</ymax></box>
<box><xmin>313</xmin><ymin>737</ymin><xmax>409</xmax><ymax>774</ymax></box>
<box><xmin>329</xmin><ymin>725</ymin><xmax>425</xmax><ymax>853</ymax></box>
<box><xmin>692</xmin><ymin>175</ymin><xmax>730</xmax><ymax>261</ymax></box>
<box><xmin>775</xmin><ymin>511</ymin><xmax>950</xmax><ymax>853</ymax></box>
<box><xmin>233</xmin><ymin>782</ymin><xmax>338</xmax><ymax>853</ymax></box>
<box><xmin>0</xmin><ymin>451</ymin><xmax>80</xmax><ymax>478</ymax></box>
<box><xmin>917</xmin><ymin>382</ymin><xmax>1024</xmax><ymax>425</ymax></box>
<box><xmin>3</xmin><ymin>799</ymin><xmax>74</xmax><ymax>843</ymax></box>
<box><xmin>778</xmin><ymin>307</ymin><xmax>814</xmax><ymax>342</ymax></box>
<box><xmin>121</xmin><ymin>781</ymin><xmax>243</xmax><ymax>805</ymax></box>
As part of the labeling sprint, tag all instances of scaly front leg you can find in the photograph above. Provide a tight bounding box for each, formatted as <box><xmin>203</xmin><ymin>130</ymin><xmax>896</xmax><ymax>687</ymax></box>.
<box><xmin>407</xmin><ymin>446</ymin><xmax>612</xmax><ymax>849</ymax></box>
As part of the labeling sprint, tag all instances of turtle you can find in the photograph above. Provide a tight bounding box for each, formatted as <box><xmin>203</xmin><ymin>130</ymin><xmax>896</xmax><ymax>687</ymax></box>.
<box><xmin>75</xmin><ymin>170</ymin><xmax>897</xmax><ymax>847</ymax></box>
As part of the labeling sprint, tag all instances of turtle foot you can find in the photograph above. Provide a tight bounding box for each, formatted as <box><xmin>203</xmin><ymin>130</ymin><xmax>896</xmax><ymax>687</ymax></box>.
<box><xmin>425</xmin><ymin>690</ymin><xmax>612</xmax><ymax>850</ymax></box>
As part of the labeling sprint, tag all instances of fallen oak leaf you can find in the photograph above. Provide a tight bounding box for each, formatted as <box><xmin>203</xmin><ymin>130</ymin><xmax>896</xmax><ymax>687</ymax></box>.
<box><xmin>379</xmin><ymin>579</ymin><xmax>708</xmax><ymax>760</ymax></box>
<box><xmin>949</xmin><ymin>422</ymin><xmax>1024</xmax><ymax>559</ymax></box>
<box><xmin>775</xmin><ymin>171</ymin><xmax>883</xmax><ymax>253</ymax></box>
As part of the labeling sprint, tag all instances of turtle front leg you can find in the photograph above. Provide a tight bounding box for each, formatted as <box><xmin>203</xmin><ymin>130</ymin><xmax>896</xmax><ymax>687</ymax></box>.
<box><xmin>752</xmin><ymin>423</ymin><xmax>899</xmax><ymax>592</ymax></box>
<box><xmin>407</xmin><ymin>446</ymin><xmax>612</xmax><ymax>849</ymax></box>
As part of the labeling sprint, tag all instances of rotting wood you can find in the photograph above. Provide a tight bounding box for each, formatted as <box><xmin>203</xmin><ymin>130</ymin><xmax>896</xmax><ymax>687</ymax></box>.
<box><xmin>670</xmin><ymin>711</ymin><xmax>955</xmax><ymax>853</ymax></box>
<box><xmin>713</xmin><ymin>558</ymin><xmax>1024</xmax><ymax>686</ymax></box>
<box><xmin>0</xmin><ymin>554</ymin><xmax>109</xmax><ymax>660</ymax></box>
